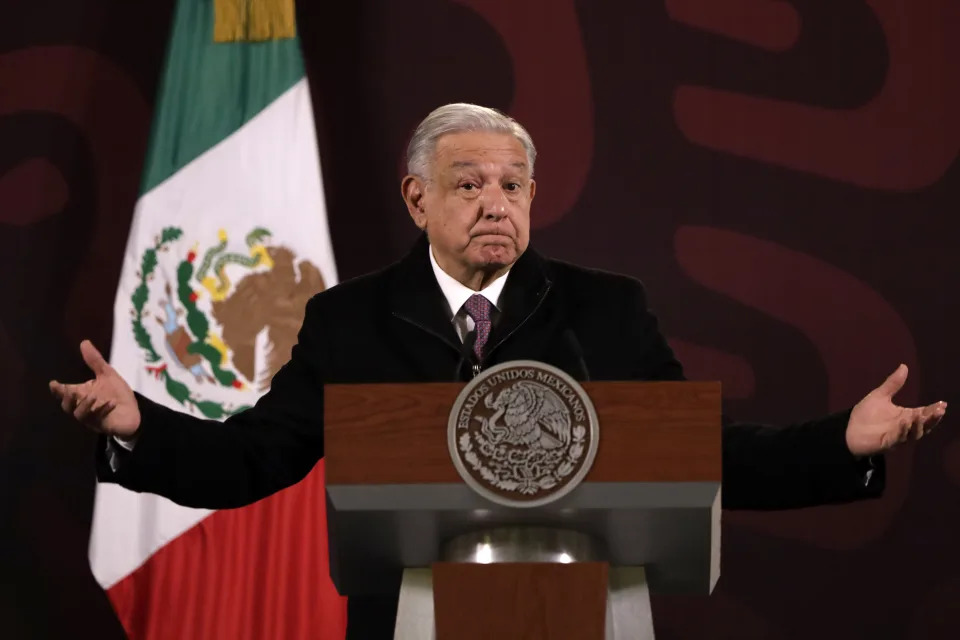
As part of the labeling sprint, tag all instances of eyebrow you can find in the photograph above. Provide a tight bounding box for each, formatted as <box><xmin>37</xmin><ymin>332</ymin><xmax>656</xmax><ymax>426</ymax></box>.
<box><xmin>449</xmin><ymin>161</ymin><xmax>528</xmax><ymax>170</ymax></box>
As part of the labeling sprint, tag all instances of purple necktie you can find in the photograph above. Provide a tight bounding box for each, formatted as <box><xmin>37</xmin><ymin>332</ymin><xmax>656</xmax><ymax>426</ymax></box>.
<box><xmin>463</xmin><ymin>294</ymin><xmax>493</xmax><ymax>361</ymax></box>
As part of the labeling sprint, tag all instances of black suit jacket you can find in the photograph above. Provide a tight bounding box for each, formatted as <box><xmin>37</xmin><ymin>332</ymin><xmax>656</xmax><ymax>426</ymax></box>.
<box><xmin>97</xmin><ymin>235</ymin><xmax>883</xmax><ymax>636</ymax></box>
<box><xmin>99</xmin><ymin>233</ymin><xmax>883</xmax><ymax>509</ymax></box>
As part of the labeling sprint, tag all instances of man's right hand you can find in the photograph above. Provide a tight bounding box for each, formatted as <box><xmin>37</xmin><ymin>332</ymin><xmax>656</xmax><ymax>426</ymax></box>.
<box><xmin>50</xmin><ymin>340</ymin><xmax>141</xmax><ymax>439</ymax></box>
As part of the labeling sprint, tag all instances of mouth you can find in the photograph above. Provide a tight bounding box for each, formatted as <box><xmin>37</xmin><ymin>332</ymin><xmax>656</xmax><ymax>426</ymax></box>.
<box><xmin>470</xmin><ymin>231</ymin><xmax>513</xmax><ymax>242</ymax></box>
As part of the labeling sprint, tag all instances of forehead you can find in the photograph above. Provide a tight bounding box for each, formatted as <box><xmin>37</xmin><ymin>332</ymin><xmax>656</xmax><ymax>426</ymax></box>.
<box><xmin>433</xmin><ymin>131</ymin><xmax>529</xmax><ymax>174</ymax></box>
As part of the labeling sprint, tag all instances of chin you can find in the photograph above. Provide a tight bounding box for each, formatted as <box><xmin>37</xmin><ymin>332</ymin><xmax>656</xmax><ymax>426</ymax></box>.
<box><xmin>473</xmin><ymin>246</ymin><xmax>518</xmax><ymax>269</ymax></box>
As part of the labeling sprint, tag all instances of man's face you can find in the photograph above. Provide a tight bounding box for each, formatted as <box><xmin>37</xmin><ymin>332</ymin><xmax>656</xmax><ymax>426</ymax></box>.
<box><xmin>403</xmin><ymin>131</ymin><xmax>535</xmax><ymax>281</ymax></box>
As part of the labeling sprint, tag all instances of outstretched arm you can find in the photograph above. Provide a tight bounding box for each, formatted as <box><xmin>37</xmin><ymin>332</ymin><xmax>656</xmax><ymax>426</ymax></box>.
<box><xmin>50</xmin><ymin>297</ymin><xmax>328</xmax><ymax>509</ymax></box>
<box><xmin>622</xmin><ymin>280</ymin><xmax>946</xmax><ymax>510</ymax></box>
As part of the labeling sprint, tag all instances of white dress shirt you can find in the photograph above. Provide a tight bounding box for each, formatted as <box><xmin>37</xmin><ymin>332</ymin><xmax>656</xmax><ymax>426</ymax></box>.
<box><xmin>428</xmin><ymin>244</ymin><xmax>510</xmax><ymax>342</ymax></box>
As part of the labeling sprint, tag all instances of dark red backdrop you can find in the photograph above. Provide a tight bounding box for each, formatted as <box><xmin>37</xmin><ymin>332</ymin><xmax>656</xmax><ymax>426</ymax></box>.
<box><xmin>2</xmin><ymin>1</ymin><xmax>958</xmax><ymax>638</ymax></box>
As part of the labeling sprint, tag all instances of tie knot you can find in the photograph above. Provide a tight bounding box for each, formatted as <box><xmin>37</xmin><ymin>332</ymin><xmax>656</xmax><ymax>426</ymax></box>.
<box><xmin>463</xmin><ymin>294</ymin><xmax>492</xmax><ymax>323</ymax></box>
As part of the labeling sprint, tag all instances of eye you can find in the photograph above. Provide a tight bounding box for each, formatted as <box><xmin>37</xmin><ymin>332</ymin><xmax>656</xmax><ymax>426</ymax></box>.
<box><xmin>504</xmin><ymin>182</ymin><xmax>521</xmax><ymax>192</ymax></box>
<box><xmin>460</xmin><ymin>183</ymin><xmax>478</xmax><ymax>192</ymax></box>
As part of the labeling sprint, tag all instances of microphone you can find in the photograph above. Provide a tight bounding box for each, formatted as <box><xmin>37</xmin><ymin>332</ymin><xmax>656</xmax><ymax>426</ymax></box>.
<box><xmin>563</xmin><ymin>328</ymin><xmax>590</xmax><ymax>382</ymax></box>
<box><xmin>453</xmin><ymin>331</ymin><xmax>477</xmax><ymax>381</ymax></box>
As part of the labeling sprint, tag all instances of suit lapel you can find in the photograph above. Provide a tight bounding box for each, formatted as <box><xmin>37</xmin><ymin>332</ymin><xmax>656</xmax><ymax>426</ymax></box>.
<box><xmin>485</xmin><ymin>246</ymin><xmax>552</xmax><ymax>360</ymax></box>
<box><xmin>388</xmin><ymin>233</ymin><xmax>554</xmax><ymax>366</ymax></box>
<box><xmin>389</xmin><ymin>234</ymin><xmax>463</xmax><ymax>354</ymax></box>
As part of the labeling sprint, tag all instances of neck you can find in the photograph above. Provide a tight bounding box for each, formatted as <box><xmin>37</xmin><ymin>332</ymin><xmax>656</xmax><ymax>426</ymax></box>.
<box><xmin>459</xmin><ymin>266</ymin><xmax>510</xmax><ymax>291</ymax></box>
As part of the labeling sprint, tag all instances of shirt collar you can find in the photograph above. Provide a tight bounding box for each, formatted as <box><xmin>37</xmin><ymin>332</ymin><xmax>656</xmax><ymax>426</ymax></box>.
<box><xmin>429</xmin><ymin>244</ymin><xmax>510</xmax><ymax>317</ymax></box>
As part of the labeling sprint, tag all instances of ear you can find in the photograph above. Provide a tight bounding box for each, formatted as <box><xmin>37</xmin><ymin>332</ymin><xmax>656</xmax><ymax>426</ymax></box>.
<box><xmin>529</xmin><ymin>178</ymin><xmax>536</xmax><ymax>202</ymax></box>
<box><xmin>402</xmin><ymin>174</ymin><xmax>428</xmax><ymax>230</ymax></box>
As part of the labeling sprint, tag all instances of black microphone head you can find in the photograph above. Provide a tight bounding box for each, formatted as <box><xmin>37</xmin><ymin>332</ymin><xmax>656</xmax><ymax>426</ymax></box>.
<box><xmin>563</xmin><ymin>328</ymin><xmax>590</xmax><ymax>382</ymax></box>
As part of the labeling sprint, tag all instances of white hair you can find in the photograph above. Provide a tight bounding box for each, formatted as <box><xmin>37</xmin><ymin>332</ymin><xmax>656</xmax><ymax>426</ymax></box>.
<box><xmin>406</xmin><ymin>103</ymin><xmax>537</xmax><ymax>178</ymax></box>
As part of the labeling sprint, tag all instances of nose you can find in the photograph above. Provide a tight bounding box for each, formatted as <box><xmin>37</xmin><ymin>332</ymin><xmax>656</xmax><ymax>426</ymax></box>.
<box><xmin>479</xmin><ymin>185</ymin><xmax>509</xmax><ymax>220</ymax></box>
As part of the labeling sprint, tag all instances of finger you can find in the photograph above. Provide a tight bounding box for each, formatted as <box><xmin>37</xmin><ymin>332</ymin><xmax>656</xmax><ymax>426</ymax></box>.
<box><xmin>922</xmin><ymin>401</ymin><xmax>947</xmax><ymax>420</ymax></box>
<box><xmin>73</xmin><ymin>394</ymin><xmax>98</xmax><ymax>423</ymax></box>
<box><xmin>80</xmin><ymin>340</ymin><xmax>111</xmax><ymax>377</ymax></box>
<box><xmin>877</xmin><ymin>364</ymin><xmax>909</xmax><ymax>398</ymax></box>
<box><xmin>90</xmin><ymin>398</ymin><xmax>116</xmax><ymax>417</ymax></box>
<box><xmin>910</xmin><ymin>410</ymin><xmax>926</xmax><ymax>440</ymax></box>
<box><xmin>894</xmin><ymin>411</ymin><xmax>913</xmax><ymax>443</ymax></box>
<box><xmin>919</xmin><ymin>401</ymin><xmax>948</xmax><ymax>435</ymax></box>
<box><xmin>923</xmin><ymin>414</ymin><xmax>944</xmax><ymax>436</ymax></box>
<box><xmin>85</xmin><ymin>399</ymin><xmax>116</xmax><ymax>428</ymax></box>
<box><xmin>91</xmin><ymin>399</ymin><xmax>117</xmax><ymax>420</ymax></box>
<box><xmin>49</xmin><ymin>380</ymin><xmax>65</xmax><ymax>400</ymax></box>
<box><xmin>60</xmin><ymin>386</ymin><xmax>82</xmax><ymax>413</ymax></box>
<box><xmin>900</xmin><ymin>420</ymin><xmax>912</xmax><ymax>443</ymax></box>
<box><xmin>57</xmin><ymin>381</ymin><xmax>93</xmax><ymax>411</ymax></box>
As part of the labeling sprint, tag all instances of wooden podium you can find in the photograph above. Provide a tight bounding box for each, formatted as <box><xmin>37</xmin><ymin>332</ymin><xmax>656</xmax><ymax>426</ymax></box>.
<box><xmin>325</xmin><ymin>380</ymin><xmax>722</xmax><ymax>639</ymax></box>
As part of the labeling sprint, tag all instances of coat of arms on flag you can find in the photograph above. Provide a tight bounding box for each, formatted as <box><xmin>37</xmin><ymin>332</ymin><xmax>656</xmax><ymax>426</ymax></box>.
<box><xmin>130</xmin><ymin>226</ymin><xmax>325</xmax><ymax>418</ymax></box>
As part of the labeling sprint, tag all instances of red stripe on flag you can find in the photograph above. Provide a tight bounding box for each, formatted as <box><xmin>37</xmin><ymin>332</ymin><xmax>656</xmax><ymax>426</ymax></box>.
<box><xmin>106</xmin><ymin>461</ymin><xmax>347</xmax><ymax>639</ymax></box>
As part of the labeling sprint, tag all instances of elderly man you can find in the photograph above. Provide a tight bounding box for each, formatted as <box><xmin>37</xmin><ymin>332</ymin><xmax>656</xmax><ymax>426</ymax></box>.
<box><xmin>51</xmin><ymin>103</ymin><xmax>947</xmax><ymax>638</ymax></box>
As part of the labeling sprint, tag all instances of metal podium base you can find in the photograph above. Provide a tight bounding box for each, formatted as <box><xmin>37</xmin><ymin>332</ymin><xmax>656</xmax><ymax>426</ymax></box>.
<box><xmin>393</xmin><ymin>528</ymin><xmax>655</xmax><ymax>639</ymax></box>
<box><xmin>394</xmin><ymin>568</ymin><xmax>435</xmax><ymax>639</ymax></box>
<box><xmin>605</xmin><ymin>566</ymin><xmax>655</xmax><ymax>639</ymax></box>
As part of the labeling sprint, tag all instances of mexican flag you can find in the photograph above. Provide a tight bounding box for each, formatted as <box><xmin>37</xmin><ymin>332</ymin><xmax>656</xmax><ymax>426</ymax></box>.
<box><xmin>87</xmin><ymin>0</ymin><xmax>347</xmax><ymax>637</ymax></box>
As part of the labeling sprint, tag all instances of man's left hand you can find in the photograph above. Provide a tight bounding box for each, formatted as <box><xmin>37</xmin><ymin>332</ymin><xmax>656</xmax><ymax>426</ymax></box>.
<box><xmin>846</xmin><ymin>364</ymin><xmax>947</xmax><ymax>457</ymax></box>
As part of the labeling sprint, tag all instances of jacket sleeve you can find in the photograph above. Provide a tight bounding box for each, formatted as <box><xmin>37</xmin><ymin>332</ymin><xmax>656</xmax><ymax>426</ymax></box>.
<box><xmin>95</xmin><ymin>296</ymin><xmax>327</xmax><ymax>509</ymax></box>
<box><xmin>622</xmin><ymin>279</ymin><xmax>885</xmax><ymax>511</ymax></box>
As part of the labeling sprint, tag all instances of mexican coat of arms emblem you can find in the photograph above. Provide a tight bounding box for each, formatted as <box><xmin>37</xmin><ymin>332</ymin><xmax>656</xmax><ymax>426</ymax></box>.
<box><xmin>129</xmin><ymin>226</ymin><xmax>324</xmax><ymax>418</ymax></box>
<box><xmin>448</xmin><ymin>361</ymin><xmax>600</xmax><ymax>508</ymax></box>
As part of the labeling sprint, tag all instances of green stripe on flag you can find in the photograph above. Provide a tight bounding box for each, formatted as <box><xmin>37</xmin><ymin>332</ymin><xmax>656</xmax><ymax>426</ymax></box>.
<box><xmin>141</xmin><ymin>0</ymin><xmax>305</xmax><ymax>193</ymax></box>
